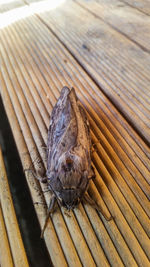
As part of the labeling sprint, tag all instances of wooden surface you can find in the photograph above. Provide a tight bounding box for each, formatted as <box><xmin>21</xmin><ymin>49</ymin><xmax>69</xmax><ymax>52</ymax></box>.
<box><xmin>0</xmin><ymin>0</ymin><xmax>24</xmax><ymax>13</ymax></box>
<box><xmin>37</xmin><ymin>0</ymin><xmax>150</xmax><ymax>143</ymax></box>
<box><xmin>0</xmin><ymin>148</ymin><xmax>29</xmax><ymax>267</ymax></box>
<box><xmin>0</xmin><ymin>0</ymin><xmax>150</xmax><ymax>266</ymax></box>
<box><xmin>0</xmin><ymin>204</ymin><xmax>14</xmax><ymax>267</ymax></box>
<box><xmin>120</xmin><ymin>0</ymin><xmax>150</xmax><ymax>15</ymax></box>
<box><xmin>76</xmin><ymin>0</ymin><xmax>150</xmax><ymax>51</ymax></box>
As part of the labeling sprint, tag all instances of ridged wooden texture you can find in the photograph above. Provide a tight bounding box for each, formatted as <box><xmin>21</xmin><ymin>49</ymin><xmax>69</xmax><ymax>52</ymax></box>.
<box><xmin>0</xmin><ymin>203</ymin><xmax>14</xmax><ymax>267</ymax></box>
<box><xmin>36</xmin><ymin>0</ymin><xmax>150</xmax><ymax>143</ymax></box>
<box><xmin>0</xmin><ymin>148</ymin><xmax>29</xmax><ymax>267</ymax></box>
<box><xmin>76</xmin><ymin>0</ymin><xmax>150</xmax><ymax>51</ymax></box>
<box><xmin>120</xmin><ymin>0</ymin><xmax>150</xmax><ymax>15</ymax></box>
<box><xmin>0</xmin><ymin>0</ymin><xmax>24</xmax><ymax>13</ymax></box>
<box><xmin>0</xmin><ymin>1</ymin><xmax>150</xmax><ymax>267</ymax></box>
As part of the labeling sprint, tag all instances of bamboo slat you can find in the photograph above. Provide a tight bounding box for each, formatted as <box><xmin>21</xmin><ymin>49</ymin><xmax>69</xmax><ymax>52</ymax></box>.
<box><xmin>76</xmin><ymin>0</ymin><xmax>150</xmax><ymax>51</ymax></box>
<box><xmin>0</xmin><ymin>1</ymin><xmax>150</xmax><ymax>266</ymax></box>
<box><xmin>0</xmin><ymin>148</ymin><xmax>29</xmax><ymax>267</ymax></box>
<box><xmin>36</xmin><ymin>0</ymin><xmax>150</xmax><ymax>143</ymax></box>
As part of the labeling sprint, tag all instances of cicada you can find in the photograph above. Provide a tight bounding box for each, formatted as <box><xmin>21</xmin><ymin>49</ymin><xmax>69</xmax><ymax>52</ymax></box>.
<box><xmin>41</xmin><ymin>87</ymin><xmax>111</xmax><ymax>237</ymax></box>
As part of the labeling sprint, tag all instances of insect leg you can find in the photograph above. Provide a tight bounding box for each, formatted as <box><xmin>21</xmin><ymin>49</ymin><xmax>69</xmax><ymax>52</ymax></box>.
<box><xmin>24</xmin><ymin>168</ymin><xmax>47</xmax><ymax>183</ymax></box>
<box><xmin>41</xmin><ymin>194</ymin><xmax>56</xmax><ymax>238</ymax></box>
<box><xmin>83</xmin><ymin>192</ymin><xmax>112</xmax><ymax>221</ymax></box>
<box><xmin>88</xmin><ymin>166</ymin><xmax>96</xmax><ymax>180</ymax></box>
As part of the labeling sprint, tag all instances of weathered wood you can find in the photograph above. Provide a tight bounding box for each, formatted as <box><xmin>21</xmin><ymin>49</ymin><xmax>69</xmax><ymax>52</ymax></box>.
<box><xmin>0</xmin><ymin>148</ymin><xmax>29</xmax><ymax>267</ymax></box>
<box><xmin>0</xmin><ymin>0</ymin><xmax>24</xmax><ymax>13</ymax></box>
<box><xmin>0</xmin><ymin>203</ymin><xmax>14</xmax><ymax>267</ymax></box>
<box><xmin>0</xmin><ymin>75</ymin><xmax>68</xmax><ymax>267</ymax></box>
<box><xmin>0</xmin><ymin>1</ymin><xmax>150</xmax><ymax>266</ymax></box>
<box><xmin>76</xmin><ymin>0</ymin><xmax>150</xmax><ymax>51</ymax></box>
<box><xmin>37</xmin><ymin>0</ymin><xmax>150</xmax><ymax>143</ymax></box>
<box><xmin>120</xmin><ymin>0</ymin><xmax>150</xmax><ymax>15</ymax></box>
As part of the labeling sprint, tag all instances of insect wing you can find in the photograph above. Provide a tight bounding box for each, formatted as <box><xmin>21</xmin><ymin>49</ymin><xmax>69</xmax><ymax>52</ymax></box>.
<box><xmin>47</xmin><ymin>87</ymin><xmax>78</xmax><ymax>173</ymax></box>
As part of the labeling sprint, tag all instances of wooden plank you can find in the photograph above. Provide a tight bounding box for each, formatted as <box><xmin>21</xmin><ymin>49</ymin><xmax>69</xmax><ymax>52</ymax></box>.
<box><xmin>0</xmin><ymin>34</ymin><xmax>112</xmax><ymax>267</ymax></box>
<box><xmin>76</xmin><ymin>0</ymin><xmax>150</xmax><ymax>51</ymax></box>
<box><xmin>0</xmin><ymin>203</ymin><xmax>14</xmax><ymax>267</ymax></box>
<box><xmin>120</xmin><ymin>0</ymin><xmax>150</xmax><ymax>15</ymax></box>
<box><xmin>0</xmin><ymin>148</ymin><xmax>29</xmax><ymax>267</ymax></box>
<box><xmin>0</xmin><ymin>4</ymin><xmax>150</xmax><ymax>267</ymax></box>
<box><xmin>25</xmin><ymin>11</ymin><xmax>150</xmax><ymax>179</ymax></box>
<box><xmin>7</xmin><ymin>14</ymin><xmax>150</xmax><ymax>196</ymax></box>
<box><xmin>36</xmin><ymin>0</ymin><xmax>150</xmax><ymax>144</ymax></box>
<box><xmin>0</xmin><ymin>75</ymin><xmax>68</xmax><ymax>267</ymax></box>
<box><xmin>0</xmin><ymin>0</ymin><xmax>25</xmax><ymax>13</ymax></box>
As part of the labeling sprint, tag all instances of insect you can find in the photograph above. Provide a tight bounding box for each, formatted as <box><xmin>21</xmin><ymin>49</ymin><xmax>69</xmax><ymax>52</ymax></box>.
<box><xmin>41</xmin><ymin>87</ymin><xmax>112</xmax><ymax>237</ymax></box>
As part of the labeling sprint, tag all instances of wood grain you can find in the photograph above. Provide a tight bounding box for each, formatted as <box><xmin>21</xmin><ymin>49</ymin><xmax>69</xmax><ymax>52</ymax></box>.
<box><xmin>0</xmin><ymin>1</ymin><xmax>150</xmax><ymax>266</ymax></box>
<box><xmin>0</xmin><ymin>148</ymin><xmax>29</xmax><ymax>267</ymax></box>
<box><xmin>76</xmin><ymin>0</ymin><xmax>150</xmax><ymax>51</ymax></box>
<box><xmin>120</xmin><ymin>0</ymin><xmax>150</xmax><ymax>15</ymax></box>
<box><xmin>0</xmin><ymin>203</ymin><xmax>14</xmax><ymax>267</ymax></box>
<box><xmin>36</xmin><ymin>0</ymin><xmax>150</xmax><ymax>143</ymax></box>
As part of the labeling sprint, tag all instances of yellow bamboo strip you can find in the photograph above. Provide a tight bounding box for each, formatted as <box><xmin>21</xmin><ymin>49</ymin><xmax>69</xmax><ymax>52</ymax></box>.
<box><xmin>0</xmin><ymin>148</ymin><xmax>29</xmax><ymax>267</ymax></box>
<box><xmin>0</xmin><ymin>203</ymin><xmax>14</xmax><ymax>267</ymax></box>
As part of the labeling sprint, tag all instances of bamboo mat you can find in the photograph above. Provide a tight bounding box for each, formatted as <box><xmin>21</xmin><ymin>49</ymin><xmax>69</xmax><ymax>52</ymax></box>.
<box><xmin>0</xmin><ymin>1</ymin><xmax>150</xmax><ymax>266</ymax></box>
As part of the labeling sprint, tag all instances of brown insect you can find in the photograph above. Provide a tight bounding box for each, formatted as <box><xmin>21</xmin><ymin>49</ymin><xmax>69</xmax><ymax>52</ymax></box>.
<box><xmin>39</xmin><ymin>87</ymin><xmax>112</xmax><ymax>237</ymax></box>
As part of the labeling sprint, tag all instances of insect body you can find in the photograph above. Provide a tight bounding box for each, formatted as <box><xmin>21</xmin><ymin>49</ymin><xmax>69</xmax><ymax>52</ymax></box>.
<box><xmin>47</xmin><ymin>87</ymin><xmax>95</xmax><ymax>208</ymax></box>
<box><xmin>41</xmin><ymin>87</ymin><xmax>111</xmax><ymax>237</ymax></box>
